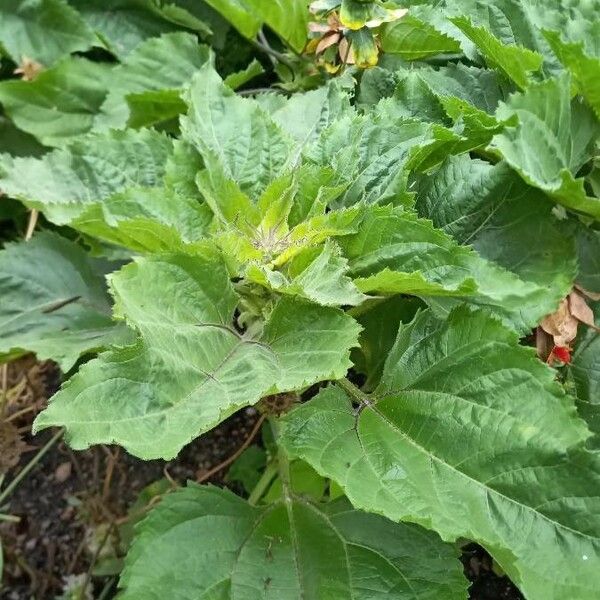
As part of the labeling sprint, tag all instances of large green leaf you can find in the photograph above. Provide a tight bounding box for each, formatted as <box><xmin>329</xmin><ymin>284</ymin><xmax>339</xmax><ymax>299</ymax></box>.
<box><xmin>545</xmin><ymin>29</ymin><xmax>600</xmax><ymax>118</ymax></box>
<box><xmin>306</xmin><ymin>115</ymin><xmax>452</xmax><ymax>208</ymax></box>
<box><xmin>0</xmin><ymin>232</ymin><xmax>127</xmax><ymax>370</ymax></box>
<box><xmin>490</xmin><ymin>73</ymin><xmax>600</xmax><ymax>218</ymax></box>
<box><xmin>181</xmin><ymin>64</ymin><xmax>293</xmax><ymax>201</ymax></box>
<box><xmin>94</xmin><ymin>32</ymin><xmax>211</xmax><ymax>131</ymax></box>
<box><xmin>282</xmin><ymin>307</ymin><xmax>600</xmax><ymax>600</ymax></box>
<box><xmin>0</xmin><ymin>0</ymin><xmax>95</xmax><ymax>65</ymax></box>
<box><xmin>416</xmin><ymin>155</ymin><xmax>576</xmax><ymax>321</ymax></box>
<box><xmin>34</xmin><ymin>253</ymin><xmax>359</xmax><ymax>459</ymax></box>
<box><xmin>380</xmin><ymin>15</ymin><xmax>462</xmax><ymax>60</ymax></box>
<box><xmin>451</xmin><ymin>16</ymin><xmax>543</xmax><ymax>89</ymax></box>
<box><xmin>0</xmin><ymin>128</ymin><xmax>173</xmax><ymax>226</ymax></box>
<box><xmin>71</xmin><ymin>186</ymin><xmax>212</xmax><ymax>253</ymax></box>
<box><xmin>271</xmin><ymin>80</ymin><xmax>354</xmax><ymax>158</ymax></box>
<box><xmin>0</xmin><ymin>57</ymin><xmax>111</xmax><ymax>146</ymax></box>
<box><xmin>338</xmin><ymin>205</ymin><xmax>561</xmax><ymax>331</ymax></box>
<box><xmin>201</xmin><ymin>0</ymin><xmax>260</xmax><ymax>40</ymax></box>
<box><xmin>119</xmin><ymin>484</ymin><xmax>467</xmax><ymax>599</ymax></box>
<box><xmin>203</xmin><ymin>0</ymin><xmax>309</xmax><ymax>52</ymax></box>
<box><xmin>69</xmin><ymin>0</ymin><xmax>211</xmax><ymax>58</ymax></box>
<box><xmin>358</xmin><ymin>62</ymin><xmax>506</xmax><ymax>114</ymax></box>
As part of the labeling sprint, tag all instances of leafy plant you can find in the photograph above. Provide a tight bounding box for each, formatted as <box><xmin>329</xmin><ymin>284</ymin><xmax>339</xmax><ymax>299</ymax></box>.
<box><xmin>1</xmin><ymin>0</ymin><xmax>600</xmax><ymax>598</ymax></box>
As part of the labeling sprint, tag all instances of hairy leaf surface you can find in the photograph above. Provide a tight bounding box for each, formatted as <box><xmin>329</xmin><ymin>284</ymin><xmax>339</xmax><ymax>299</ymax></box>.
<box><xmin>119</xmin><ymin>484</ymin><xmax>467</xmax><ymax>600</ymax></box>
<box><xmin>0</xmin><ymin>57</ymin><xmax>111</xmax><ymax>146</ymax></box>
<box><xmin>0</xmin><ymin>128</ymin><xmax>173</xmax><ymax>225</ymax></box>
<box><xmin>339</xmin><ymin>206</ymin><xmax>559</xmax><ymax>330</ymax></box>
<box><xmin>34</xmin><ymin>253</ymin><xmax>359</xmax><ymax>459</ymax></box>
<box><xmin>491</xmin><ymin>74</ymin><xmax>600</xmax><ymax>217</ymax></box>
<box><xmin>0</xmin><ymin>0</ymin><xmax>95</xmax><ymax>64</ymax></box>
<box><xmin>282</xmin><ymin>308</ymin><xmax>599</xmax><ymax>600</ymax></box>
<box><xmin>0</xmin><ymin>232</ymin><xmax>126</xmax><ymax>370</ymax></box>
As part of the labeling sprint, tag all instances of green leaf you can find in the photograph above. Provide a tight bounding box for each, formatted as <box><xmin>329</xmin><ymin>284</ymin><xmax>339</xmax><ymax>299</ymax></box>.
<box><xmin>34</xmin><ymin>253</ymin><xmax>359</xmax><ymax>459</ymax></box>
<box><xmin>545</xmin><ymin>29</ymin><xmax>600</xmax><ymax>118</ymax></box>
<box><xmin>569</xmin><ymin>298</ymin><xmax>600</xmax><ymax>448</ymax></box>
<box><xmin>119</xmin><ymin>484</ymin><xmax>467</xmax><ymax>599</ymax></box>
<box><xmin>0</xmin><ymin>57</ymin><xmax>111</xmax><ymax>147</ymax></box>
<box><xmin>491</xmin><ymin>73</ymin><xmax>600</xmax><ymax>218</ymax></box>
<box><xmin>248</xmin><ymin>240</ymin><xmax>367</xmax><ymax>307</ymax></box>
<box><xmin>282</xmin><ymin>307</ymin><xmax>599</xmax><ymax>600</ymax></box>
<box><xmin>125</xmin><ymin>89</ymin><xmax>187</xmax><ymax>130</ymax></box>
<box><xmin>245</xmin><ymin>0</ymin><xmax>309</xmax><ymax>52</ymax></box>
<box><xmin>262</xmin><ymin>459</ymin><xmax>328</xmax><ymax>503</ymax></box>
<box><xmin>69</xmin><ymin>0</ymin><xmax>211</xmax><ymax>59</ymax></box>
<box><xmin>306</xmin><ymin>115</ymin><xmax>426</xmax><ymax>207</ymax></box>
<box><xmin>351</xmin><ymin>296</ymin><xmax>423</xmax><ymax>390</ymax></box>
<box><xmin>94</xmin><ymin>32</ymin><xmax>211</xmax><ymax>131</ymax></box>
<box><xmin>0</xmin><ymin>232</ymin><xmax>127</xmax><ymax>370</ymax></box>
<box><xmin>340</xmin><ymin>0</ymin><xmax>372</xmax><ymax>30</ymax></box>
<box><xmin>380</xmin><ymin>15</ymin><xmax>462</xmax><ymax>60</ymax></box>
<box><xmin>203</xmin><ymin>0</ymin><xmax>309</xmax><ymax>52</ymax></box>
<box><xmin>223</xmin><ymin>58</ymin><xmax>265</xmax><ymax>90</ymax></box>
<box><xmin>225</xmin><ymin>445</ymin><xmax>267</xmax><ymax>493</ymax></box>
<box><xmin>71</xmin><ymin>186</ymin><xmax>213</xmax><ymax>253</ymax></box>
<box><xmin>575</xmin><ymin>224</ymin><xmax>600</xmax><ymax>293</ymax></box>
<box><xmin>414</xmin><ymin>62</ymin><xmax>506</xmax><ymax>114</ymax></box>
<box><xmin>416</xmin><ymin>155</ymin><xmax>576</xmax><ymax>322</ymax></box>
<box><xmin>0</xmin><ymin>128</ymin><xmax>173</xmax><ymax>226</ymax></box>
<box><xmin>338</xmin><ymin>205</ymin><xmax>561</xmax><ymax>331</ymax></box>
<box><xmin>271</xmin><ymin>79</ymin><xmax>354</xmax><ymax>156</ymax></box>
<box><xmin>0</xmin><ymin>0</ymin><xmax>95</xmax><ymax>65</ymax></box>
<box><xmin>451</xmin><ymin>16</ymin><xmax>543</xmax><ymax>89</ymax></box>
<box><xmin>181</xmin><ymin>64</ymin><xmax>293</xmax><ymax>201</ymax></box>
<box><xmin>201</xmin><ymin>0</ymin><xmax>261</xmax><ymax>40</ymax></box>
<box><xmin>0</xmin><ymin>116</ymin><xmax>45</xmax><ymax>157</ymax></box>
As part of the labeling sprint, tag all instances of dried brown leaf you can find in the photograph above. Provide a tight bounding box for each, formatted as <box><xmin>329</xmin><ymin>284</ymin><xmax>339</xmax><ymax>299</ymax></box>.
<box><xmin>540</xmin><ymin>298</ymin><xmax>579</xmax><ymax>346</ymax></box>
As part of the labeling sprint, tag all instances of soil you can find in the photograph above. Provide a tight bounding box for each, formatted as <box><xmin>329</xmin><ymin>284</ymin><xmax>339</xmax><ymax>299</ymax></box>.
<box><xmin>462</xmin><ymin>544</ymin><xmax>524</xmax><ymax>600</ymax></box>
<box><xmin>0</xmin><ymin>357</ymin><xmax>260</xmax><ymax>599</ymax></box>
<box><xmin>0</xmin><ymin>357</ymin><xmax>523</xmax><ymax>600</ymax></box>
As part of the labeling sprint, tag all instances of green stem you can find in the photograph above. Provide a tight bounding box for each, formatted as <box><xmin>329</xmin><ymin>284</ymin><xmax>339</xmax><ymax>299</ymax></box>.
<box><xmin>0</xmin><ymin>428</ymin><xmax>63</xmax><ymax>504</ymax></box>
<box><xmin>247</xmin><ymin>460</ymin><xmax>278</xmax><ymax>505</ymax></box>
<box><xmin>97</xmin><ymin>577</ymin><xmax>116</xmax><ymax>600</ymax></box>
<box><xmin>337</xmin><ymin>377</ymin><xmax>371</xmax><ymax>405</ymax></box>
<box><xmin>269</xmin><ymin>417</ymin><xmax>292</xmax><ymax>495</ymax></box>
<box><xmin>248</xmin><ymin>38</ymin><xmax>296</xmax><ymax>72</ymax></box>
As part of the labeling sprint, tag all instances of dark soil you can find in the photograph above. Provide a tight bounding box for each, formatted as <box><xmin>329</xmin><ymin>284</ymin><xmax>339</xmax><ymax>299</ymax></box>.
<box><xmin>0</xmin><ymin>357</ymin><xmax>260</xmax><ymax>599</ymax></box>
<box><xmin>0</xmin><ymin>357</ymin><xmax>523</xmax><ymax>600</ymax></box>
<box><xmin>462</xmin><ymin>543</ymin><xmax>524</xmax><ymax>600</ymax></box>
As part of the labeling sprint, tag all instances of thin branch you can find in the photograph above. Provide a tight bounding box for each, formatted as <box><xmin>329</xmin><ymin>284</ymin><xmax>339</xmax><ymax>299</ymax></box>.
<box><xmin>258</xmin><ymin>29</ymin><xmax>278</xmax><ymax>68</ymax></box>
<box><xmin>196</xmin><ymin>414</ymin><xmax>266</xmax><ymax>484</ymax></box>
<box><xmin>80</xmin><ymin>521</ymin><xmax>114</xmax><ymax>600</ymax></box>
<box><xmin>0</xmin><ymin>428</ymin><xmax>63</xmax><ymax>504</ymax></box>
<box><xmin>24</xmin><ymin>209</ymin><xmax>38</xmax><ymax>240</ymax></box>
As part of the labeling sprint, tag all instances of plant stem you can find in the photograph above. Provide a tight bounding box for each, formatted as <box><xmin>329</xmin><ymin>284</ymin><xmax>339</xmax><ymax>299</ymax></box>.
<box><xmin>247</xmin><ymin>460</ymin><xmax>278</xmax><ymax>505</ymax></box>
<box><xmin>269</xmin><ymin>417</ymin><xmax>292</xmax><ymax>493</ymax></box>
<box><xmin>248</xmin><ymin>38</ymin><xmax>295</xmax><ymax>71</ymax></box>
<box><xmin>337</xmin><ymin>377</ymin><xmax>371</xmax><ymax>405</ymax></box>
<box><xmin>0</xmin><ymin>428</ymin><xmax>63</xmax><ymax>504</ymax></box>
<box><xmin>97</xmin><ymin>577</ymin><xmax>116</xmax><ymax>600</ymax></box>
